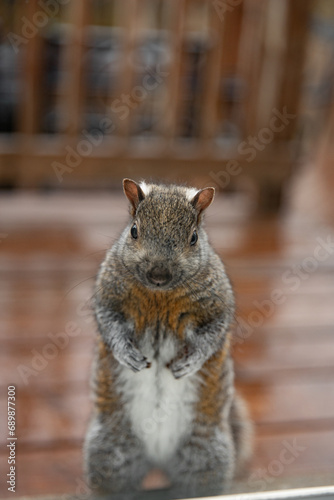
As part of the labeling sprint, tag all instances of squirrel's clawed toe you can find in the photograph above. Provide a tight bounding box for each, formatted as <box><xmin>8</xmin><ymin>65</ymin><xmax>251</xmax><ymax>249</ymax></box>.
<box><xmin>113</xmin><ymin>340</ymin><xmax>150</xmax><ymax>372</ymax></box>
<box><xmin>168</xmin><ymin>348</ymin><xmax>204</xmax><ymax>379</ymax></box>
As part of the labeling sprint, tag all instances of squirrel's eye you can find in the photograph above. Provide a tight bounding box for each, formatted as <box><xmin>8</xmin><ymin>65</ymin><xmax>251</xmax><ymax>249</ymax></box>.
<box><xmin>131</xmin><ymin>223</ymin><xmax>138</xmax><ymax>240</ymax></box>
<box><xmin>190</xmin><ymin>230</ymin><xmax>198</xmax><ymax>246</ymax></box>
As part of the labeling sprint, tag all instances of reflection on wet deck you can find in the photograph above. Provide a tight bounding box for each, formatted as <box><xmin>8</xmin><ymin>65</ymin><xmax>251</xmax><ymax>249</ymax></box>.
<box><xmin>1</xmin><ymin>191</ymin><xmax>334</xmax><ymax>496</ymax></box>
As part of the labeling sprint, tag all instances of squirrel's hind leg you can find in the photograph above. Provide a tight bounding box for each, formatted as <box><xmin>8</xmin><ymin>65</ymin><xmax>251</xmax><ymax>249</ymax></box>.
<box><xmin>164</xmin><ymin>425</ymin><xmax>236</xmax><ymax>498</ymax></box>
<box><xmin>84</xmin><ymin>414</ymin><xmax>150</xmax><ymax>494</ymax></box>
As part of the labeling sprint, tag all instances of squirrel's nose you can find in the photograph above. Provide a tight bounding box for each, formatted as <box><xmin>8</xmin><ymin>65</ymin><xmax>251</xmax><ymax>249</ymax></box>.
<box><xmin>147</xmin><ymin>266</ymin><xmax>172</xmax><ymax>287</ymax></box>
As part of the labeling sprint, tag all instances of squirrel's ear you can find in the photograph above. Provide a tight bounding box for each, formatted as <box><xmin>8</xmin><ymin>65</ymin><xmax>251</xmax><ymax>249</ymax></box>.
<box><xmin>191</xmin><ymin>187</ymin><xmax>215</xmax><ymax>215</ymax></box>
<box><xmin>123</xmin><ymin>178</ymin><xmax>145</xmax><ymax>215</ymax></box>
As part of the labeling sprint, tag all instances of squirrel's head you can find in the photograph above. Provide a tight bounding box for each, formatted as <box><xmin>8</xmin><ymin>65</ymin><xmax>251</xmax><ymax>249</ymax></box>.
<box><xmin>119</xmin><ymin>178</ymin><xmax>215</xmax><ymax>291</ymax></box>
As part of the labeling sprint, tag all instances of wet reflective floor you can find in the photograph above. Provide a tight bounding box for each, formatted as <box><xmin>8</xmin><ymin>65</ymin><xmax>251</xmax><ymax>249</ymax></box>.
<box><xmin>1</xmin><ymin>190</ymin><xmax>334</xmax><ymax>497</ymax></box>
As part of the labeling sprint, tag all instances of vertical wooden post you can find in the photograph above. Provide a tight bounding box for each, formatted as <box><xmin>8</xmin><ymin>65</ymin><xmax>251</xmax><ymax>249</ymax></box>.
<box><xmin>163</xmin><ymin>0</ymin><xmax>187</xmax><ymax>141</ymax></box>
<box><xmin>19</xmin><ymin>0</ymin><xmax>43</xmax><ymax>135</ymax></box>
<box><xmin>236</xmin><ymin>0</ymin><xmax>267</xmax><ymax>137</ymax></box>
<box><xmin>199</xmin><ymin>0</ymin><xmax>225</xmax><ymax>143</ymax></box>
<box><xmin>277</xmin><ymin>0</ymin><xmax>311</xmax><ymax>140</ymax></box>
<box><xmin>61</xmin><ymin>0</ymin><xmax>90</xmax><ymax>136</ymax></box>
<box><xmin>112</xmin><ymin>0</ymin><xmax>139</xmax><ymax>138</ymax></box>
<box><xmin>218</xmin><ymin>1</ymin><xmax>244</xmax><ymax>133</ymax></box>
<box><xmin>256</xmin><ymin>0</ymin><xmax>287</xmax><ymax>129</ymax></box>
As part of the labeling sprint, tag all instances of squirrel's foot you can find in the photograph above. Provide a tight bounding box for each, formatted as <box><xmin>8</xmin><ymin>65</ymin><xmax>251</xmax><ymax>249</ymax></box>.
<box><xmin>113</xmin><ymin>340</ymin><xmax>151</xmax><ymax>373</ymax></box>
<box><xmin>168</xmin><ymin>347</ymin><xmax>204</xmax><ymax>379</ymax></box>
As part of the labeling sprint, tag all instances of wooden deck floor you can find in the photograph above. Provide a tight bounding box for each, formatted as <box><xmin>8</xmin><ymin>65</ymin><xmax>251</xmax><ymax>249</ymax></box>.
<box><xmin>1</xmin><ymin>190</ymin><xmax>334</xmax><ymax>498</ymax></box>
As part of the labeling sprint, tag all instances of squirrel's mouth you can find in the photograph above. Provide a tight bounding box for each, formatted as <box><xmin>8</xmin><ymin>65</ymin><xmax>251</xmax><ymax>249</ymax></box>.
<box><xmin>146</xmin><ymin>283</ymin><xmax>173</xmax><ymax>292</ymax></box>
<box><xmin>144</xmin><ymin>279</ymin><xmax>174</xmax><ymax>292</ymax></box>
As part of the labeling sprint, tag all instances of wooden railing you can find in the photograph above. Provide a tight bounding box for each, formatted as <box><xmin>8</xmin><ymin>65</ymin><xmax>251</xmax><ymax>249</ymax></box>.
<box><xmin>0</xmin><ymin>0</ymin><xmax>311</xmax><ymax>208</ymax></box>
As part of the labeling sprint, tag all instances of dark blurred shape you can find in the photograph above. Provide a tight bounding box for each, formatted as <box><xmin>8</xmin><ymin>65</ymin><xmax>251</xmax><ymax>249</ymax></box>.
<box><xmin>83</xmin><ymin>27</ymin><xmax>121</xmax><ymax>136</ymax></box>
<box><xmin>0</xmin><ymin>9</ymin><xmax>19</xmax><ymax>132</ymax></box>
<box><xmin>41</xmin><ymin>28</ymin><xmax>62</xmax><ymax>133</ymax></box>
<box><xmin>180</xmin><ymin>37</ymin><xmax>208</xmax><ymax>138</ymax></box>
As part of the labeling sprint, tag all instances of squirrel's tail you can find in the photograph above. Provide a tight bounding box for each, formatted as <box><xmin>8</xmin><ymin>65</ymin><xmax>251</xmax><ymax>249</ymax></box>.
<box><xmin>230</xmin><ymin>392</ymin><xmax>254</xmax><ymax>475</ymax></box>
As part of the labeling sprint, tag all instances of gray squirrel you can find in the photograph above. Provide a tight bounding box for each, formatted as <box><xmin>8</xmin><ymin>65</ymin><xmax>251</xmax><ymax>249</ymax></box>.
<box><xmin>84</xmin><ymin>179</ymin><xmax>252</xmax><ymax>498</ymax></box>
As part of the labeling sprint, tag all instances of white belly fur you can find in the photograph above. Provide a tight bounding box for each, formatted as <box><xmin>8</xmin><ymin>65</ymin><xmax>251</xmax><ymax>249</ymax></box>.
<box><xmin>117</xmin><ymin>335</ymin><xmax>199</xmax><ymax>464</ymax></box>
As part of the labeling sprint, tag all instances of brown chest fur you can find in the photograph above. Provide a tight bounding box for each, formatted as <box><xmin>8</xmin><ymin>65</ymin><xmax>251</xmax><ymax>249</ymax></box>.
<box><xmin>121</xmin><ymin>283</ymin><xmax>207</xmax><ymax>339</ymax></box>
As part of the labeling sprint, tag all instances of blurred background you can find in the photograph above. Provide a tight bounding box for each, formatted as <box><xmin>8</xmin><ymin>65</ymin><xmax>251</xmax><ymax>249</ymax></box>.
<box><xmin>0</xmin><ymin>0</ymin><xmax>333</xmax><ymax>208</ymax></box>
<box><xmin>1</xmin><ymin>0</ymin><xmax>334</xmax><ymax>498</ymax></box>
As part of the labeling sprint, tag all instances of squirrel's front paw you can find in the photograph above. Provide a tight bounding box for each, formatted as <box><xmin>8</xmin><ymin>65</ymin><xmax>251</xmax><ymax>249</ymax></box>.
<box><xmin>168</xmin><ymin>347</ymin><xmax>204</xmax><ymax>379</ymax></box>
<box><xmin>112</xmin><ymin>340</ymin><xmax>150</xmax><ymax>373</ymax></box>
